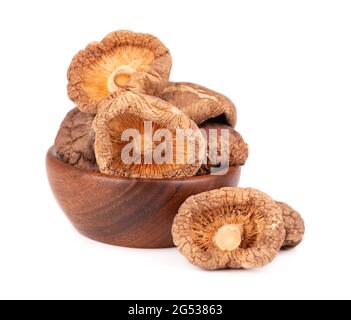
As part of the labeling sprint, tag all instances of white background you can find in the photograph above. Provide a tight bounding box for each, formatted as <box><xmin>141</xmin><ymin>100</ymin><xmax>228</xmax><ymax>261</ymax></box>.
<box><xmin>0</xmin><ymin>0</ymin><xmax>350</xmax><ymax>300</ymax></box>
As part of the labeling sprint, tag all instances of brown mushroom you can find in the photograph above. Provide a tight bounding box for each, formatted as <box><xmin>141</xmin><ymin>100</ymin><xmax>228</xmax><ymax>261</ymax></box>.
<box><xmin>93</xmin><ymin>91</ymin><xmax>205</xmax><ymax>179</ymax></box>
<box><xmin>54</xmin><ymin>108</ymin><xmax>97</xmax><ymax>171</ymax></box>
<box><xmin>198</xmin><ymin>122</ymin><xmax>248</xmax><ymax>175</ymax></box>
<box><xmin>68</xmin><ymin>30</ymin><xmax>172</xmax><ymax>113</ymax></box>
<box><xmin>276</xmin><ymin>201</ymin><xmax>305</xmax><ymax>249</ymax></box>
<box><xmin>160</xmin><ymin>82</ymin><xmax>237</xmax><ymax>127</ymax></box>
<box><xmin>172</xmin><ymin>187</ymin><xmax>286</xmax><ymax>270</ymax></box>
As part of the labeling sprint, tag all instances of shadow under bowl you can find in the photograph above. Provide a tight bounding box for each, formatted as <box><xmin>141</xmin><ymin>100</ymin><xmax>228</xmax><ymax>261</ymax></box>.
<box><xmin>46</xmin><ymin>147</ymin><xmax>241</xmax><ymax>248</ymax></box>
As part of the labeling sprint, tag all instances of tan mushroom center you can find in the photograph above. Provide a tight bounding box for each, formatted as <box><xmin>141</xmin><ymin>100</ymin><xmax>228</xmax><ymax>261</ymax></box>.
<box><xmin>108</xmin><ymin>66</ymin><xmax>136</xmax><ymax>92</ymax></box>
<box><xmin>133</xmin><ymin>134</ymin><xmax>155</xmax><ymax>157</ymax></box>
<box><xmin>214</xmin><ymin>224</ymin><xmax>243</xmax><ymax>251</ymax></box>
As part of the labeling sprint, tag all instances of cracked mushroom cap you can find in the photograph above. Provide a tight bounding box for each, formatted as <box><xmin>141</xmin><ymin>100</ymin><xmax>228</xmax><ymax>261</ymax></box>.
<box><xmin>198</xmin><ymin>122</ymin><xmax>248</xmax><ymax>174</ymax></box>
<box><xmin>276</xmin><ymin>201</ymin><xmax>305</xmax><ymax>249</ymax></box>
<box><xmin>93</xmin><ymin>91</ymin><xmax>205</xmax><ymax>179</ymax></box>
<box><xmin>54</xmin><ymin>108</ymin><xmax>97</xmax><ymax>171</ymax></box>
<box><xmin>172</xmin><ymin>187</ymin><xmax>286</xmax><ymax>270</ymax></box>
<box><xmin>68</xmin><ymin>30</ymin><xmax>172</xmax><ymax>113</ymax></box>
<box><xmin>160</xmin><ymin>82</ymin><xmax>237</xmax><ymax>127</ymax></box>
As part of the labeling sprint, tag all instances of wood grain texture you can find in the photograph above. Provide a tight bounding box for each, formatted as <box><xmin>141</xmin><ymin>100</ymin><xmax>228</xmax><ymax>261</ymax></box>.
<box><xmin>46</xmin><ymin>147</ymin><xmax>241</xmax><ymax>248</ymax></box>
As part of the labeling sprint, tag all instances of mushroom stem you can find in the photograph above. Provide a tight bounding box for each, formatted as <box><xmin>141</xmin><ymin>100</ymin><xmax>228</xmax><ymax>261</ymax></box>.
<box><xmin>133</xmin><ymin>134</ymin><xmax>154</xmax><ymax>158</ymax></box>
<box><xmin>108</xmin><ymin>66</ymin><xmax>136</xmax><ymax>91</ymax></box>
<box><xmin>214</xmin><ymin>224</ymin><xmax>243</xmax><ymax>251</ymax></box>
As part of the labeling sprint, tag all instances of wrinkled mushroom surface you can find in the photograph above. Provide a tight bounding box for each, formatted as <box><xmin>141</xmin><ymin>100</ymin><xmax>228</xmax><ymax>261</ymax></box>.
<box><xmin>172</xmin><ymin>187</ymin><xmax>285</xmax><ymax>270</ymax></box>
<box><xmin>276</xmin><ymin>201</ymin><xmax>305</xmax><ymax>249</ymax></box>
<box><xmin>68</xmin><ymin>30</ymin><xmax>172</xmax><ymax>113</ymax></box>
<box><xmin>54</xmin><ymin>108</ymin><xmax>97</xmax><ymax>171</ymax></box>
<box><xmin>198</xmin><ymin>122</ymin><xmax>248</xmax><ymax>174</ymax></box>
<box><xmin>93</xmin><ymin>91</ymin><xmax>204</xmax><ymax>179</ymax></box>
<box><xmin>160</xmin><ymin>82</ymin><xmax>237</xmax><ymax>127</ymax></box>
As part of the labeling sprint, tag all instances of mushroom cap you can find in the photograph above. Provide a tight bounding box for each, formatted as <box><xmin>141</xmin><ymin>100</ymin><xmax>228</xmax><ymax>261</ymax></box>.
<box><xmin>199</xmin><ymin>122</ymin><xmax>248</xmax><ymax>174</ymax></box>
<box><xmin>276</xmin><ymin>201</ymin><xmax>305</xmax><ymax>249</ymax></box>
<box><xmin>93</xmin><ymin>91</ymin><xmax>205</xmax><ymax>179</ymax></box>
<box><xmin>68</xmin><ymin>30</ymin><xmax>172</xmax><ymax>113</ymax></box>
<box><xmin>160</xmin><ymin>82</ymin><xmax>237</xmax><ymax>127</ymax></box>
<box><xmin>54</xmin><ymin>108</ymin><xmax>97</xmax><ymax>171</ymax></box>
<box><xmin>172</xmin><ymin>187</ymin><xmax>286</xmax><ymax>270</ymax></box>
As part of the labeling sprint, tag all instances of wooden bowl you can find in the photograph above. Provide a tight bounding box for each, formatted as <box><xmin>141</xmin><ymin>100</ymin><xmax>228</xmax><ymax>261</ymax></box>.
<box><xmin>46</xmin><ymin>147</ymin><xmax>241</xmax><ymax>248</ymax></box>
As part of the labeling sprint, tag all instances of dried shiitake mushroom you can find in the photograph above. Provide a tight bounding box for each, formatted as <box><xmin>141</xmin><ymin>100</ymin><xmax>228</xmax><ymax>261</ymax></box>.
<box><xmin>93</xmin><ymin>91</ymin><xmax>205</xmax><ymax>179</ymax></box>
<box><xmin>54</xmin><ymin>108</ymin><xmax>97</xmax><ymax>171</ymax></box>
<box><xmin>160</xmin><ymin>82</ymin><xmax>237</xmax><ymax>127</ymax></box>
<box><xmin>172</xmin><ymin>187</ymin><xmax>285</xmax><ymax>270</ymax></box>
<box><xmin>198</xmin><ymin>122</ymin><xmax>248</xmax><ymax>174</ymax></box>
<box><xmin>172</xmin><ymin>188</ymin><xmax>305</xmax><ymax>270</ymax></box>
<box><xmin>68</xmin><ymin>30</ymin><xmax>172</xmax><ymax>113</ymax></box>
<box><xmin>277</xmin><ymin>201</ymin><xmax>305</xmax><ymax>249</ymax></box>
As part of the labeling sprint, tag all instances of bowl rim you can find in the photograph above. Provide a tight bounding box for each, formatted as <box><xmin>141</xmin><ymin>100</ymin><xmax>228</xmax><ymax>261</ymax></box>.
<box><xmin>47</xmin><ymin>146</ymin><xmax>241</xmax><ymax>183</ymax></box>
